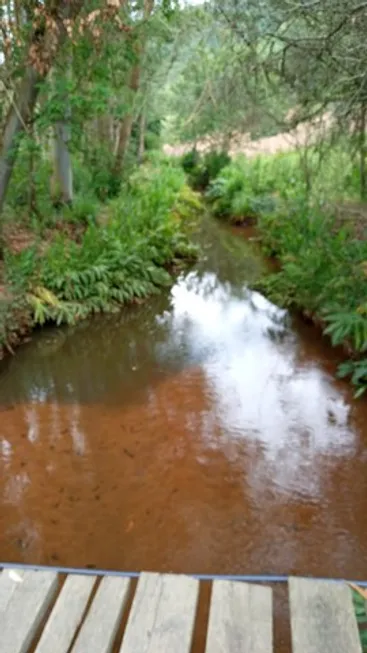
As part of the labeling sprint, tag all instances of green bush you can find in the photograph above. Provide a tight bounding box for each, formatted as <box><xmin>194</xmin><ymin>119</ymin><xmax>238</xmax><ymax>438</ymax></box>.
<box><xmin>4</xmin><ymin>147</ymin><xmax>54</xmax><ymax>217</ymax></box>
<box><xmin>183</xmin><ymin>149</ymin><xmax>231</xmax><ymax>189</ymax></box>
<box><xmin>181</xmin><ymin>148</ymin><xmax>201</xmax><ymax>174</ymax></box>
<box><xmin>81</xmin><ymin>147</ymin><xmax>122</xmax><ymax>200</ymax></box>
<box><xmin>257</xmin><ymin>203</ymin><xmax>367</xmax><ymax>396</ymax></box>
<box><xmin>5</xmin><ymin>158</ymin><xmax>200</xmax><ymax>328</ymax></box>
<box><xmin>206</xmin><ymin>146</ymin><xmax>366</xmax><ymax>224</ymax></box>
<box><xmin>64</xmin><ymin>193</ymin><xmax>99</xmax><ymax>225</ymax></box>
<box><xmin>207</xmin><ymin>156</ymin><xmax>279</xmax><ymax>221</ymax></box>
<box><xmin>207</xmin><ymin>151</ymin><xmax>367</xmax><ymax>395</ymax></box>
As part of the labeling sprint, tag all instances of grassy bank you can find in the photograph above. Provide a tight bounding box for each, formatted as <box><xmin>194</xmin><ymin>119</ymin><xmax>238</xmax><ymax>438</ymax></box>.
<box><xmin>0</xmin><ymin>156</ymin><xmax>200</xmax><ymax>359</ymax></box>
<box><xmin>185</xmin><ymin>148</ymin><xmax>367</xmax><ymax>397</ymax></box>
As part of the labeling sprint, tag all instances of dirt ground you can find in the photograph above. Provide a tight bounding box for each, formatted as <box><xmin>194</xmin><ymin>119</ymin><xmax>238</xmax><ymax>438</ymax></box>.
<box><xmin>163</xmin><ymin>113</ymin><xmax>333</xmax><ymax>158</ymax></box>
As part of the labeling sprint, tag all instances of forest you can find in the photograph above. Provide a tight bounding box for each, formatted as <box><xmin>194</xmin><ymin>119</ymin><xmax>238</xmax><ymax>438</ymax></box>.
<box><xmin>0</xmin><ymin>0</ymin><xmax>366</xmax><ymax>396</ymax></box>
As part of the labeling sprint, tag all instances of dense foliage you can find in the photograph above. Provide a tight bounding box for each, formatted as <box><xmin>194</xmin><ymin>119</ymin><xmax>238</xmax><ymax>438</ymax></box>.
<box><xmin>0</xmin><ymin>158</ymin><xmax>200</xmax><ymax>350</ymax></box>
<box><xmin>181</xmin><ymin>149</ymin><xmax>231</xmax><ymax>190</ymax></box>
<box><xmin>0</xmin><ymin>1</ymin><xmax>201</xmax><ymax>355</ymax></box>
<box><xmin>204</xmin><ymin>152</ymin><xmax>367</xmax><ymax>396</ymax></box>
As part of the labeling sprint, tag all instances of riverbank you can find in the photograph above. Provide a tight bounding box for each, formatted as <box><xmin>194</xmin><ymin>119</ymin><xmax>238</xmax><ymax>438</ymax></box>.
<box><xmin>0</xmin><ymin>158</ymin><xmax>201</xmax><ymax>361</ymax></box>
<box><xmin>258</xmin><ymin>204</ymin><xmax>366</xmax><ymax>397</ymax></box>
<box><xmin>193</xmin><ymin>151</ymin><xmax>367</xmax><ymax>396</ymax></box>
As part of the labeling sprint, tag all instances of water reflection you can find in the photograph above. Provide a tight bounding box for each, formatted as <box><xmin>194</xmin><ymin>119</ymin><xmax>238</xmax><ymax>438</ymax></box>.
<box><xmin>0</xmin><ymin>221</ymin><xmax>366</xmax><ymax>581</ymax></box>
<box><xmin>158</xmin><ymin>269</ymin><xmax>356</xmax><ymax>499</ymax></box>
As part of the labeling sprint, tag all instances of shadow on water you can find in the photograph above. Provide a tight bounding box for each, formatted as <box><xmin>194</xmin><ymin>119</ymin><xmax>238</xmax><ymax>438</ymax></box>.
<box><xmin>0</xmin><ymin>217</ymin><xmax>366</xmax><ymax>602</ymax></box>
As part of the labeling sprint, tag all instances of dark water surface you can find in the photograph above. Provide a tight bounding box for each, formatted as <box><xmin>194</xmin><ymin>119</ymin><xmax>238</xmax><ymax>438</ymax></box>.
<box><xmin>0</xmin><ymin>218</ymin><xmax>366</xmax><ymax>649</ymax></box>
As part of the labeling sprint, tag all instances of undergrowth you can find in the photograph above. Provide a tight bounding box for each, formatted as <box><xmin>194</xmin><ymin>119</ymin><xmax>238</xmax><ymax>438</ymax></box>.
<box><xmin>206</xmin><ymin>151</ymin><xmax>367</xmax><ymax>397</ymax></box>
<box><xmin>1</xmin><ymin>158</ymin><xmax>200</xmax><ymax>345</ymax></box>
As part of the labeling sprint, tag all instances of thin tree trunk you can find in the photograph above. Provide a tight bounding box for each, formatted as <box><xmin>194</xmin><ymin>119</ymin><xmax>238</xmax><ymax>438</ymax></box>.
<box><xmin>114</xmin><ymin>63</ymin><xmax>141</xmax><ymax>174</ymax></box>
<box><xmin>359</xmin><ymin>101</ymin><xmax>366</xmax><ymax>200</ymax></box>
<box><xmin>97</xmin><ymin>114</ymin><xmax>114</xmax><ymax>148</ymax></box>
<box><xmin>0</xmin><ymin>66</ymin><xmax>40</xmax><ymax>213</ymax></box>
<box><xmin>114</xmin><ymin>0</ymin><xmax>154</xmax><ymax>175</ymax></box>
<box><xmin>28</xmin><ymin>122</ymin><xmax>38</xmax><ymax>216</ymax></box>
<box><xmin>51</xmin><ymin>60</ymin><xmax>73</xmax><ymax>205</ymax></box>
<box><xmin>137</xmin><ymin>108</ymin><xmax>146</xmax><ymax>164</ymax></box>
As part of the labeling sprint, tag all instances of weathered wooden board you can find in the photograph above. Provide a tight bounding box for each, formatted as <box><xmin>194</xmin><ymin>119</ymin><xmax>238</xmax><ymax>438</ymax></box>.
<box><xmin>205</xmin><ymin>580</ymin><xmax>273</xmax><ymax>653</ymax></box>
<box><xmin>71</xmin><ymin>576</ymin><xmax>130</xmax><ymax>653</ymax></box>
<box><xmin>0</xmin><ymin>569</ymin><xmax>26</xmax><ymax>612</ymax></box>
<box><xmin>120</xmin><ymin>572</ymin><xmax>199</xmax><ymax>653</ymax></box>
<box><xmin>0</xmin><ymin>569</ymin><xmax>58</xmax><ymax>653</ymax></box>
<box><xmin>289</xmin><ymin>577</ymin><xmax>362</xmax><ymax>653</ymax></box>
<box><xmin>35</xmin><ymin>574</ymin><xmax>96</xmax><ymax>653</ymax></box>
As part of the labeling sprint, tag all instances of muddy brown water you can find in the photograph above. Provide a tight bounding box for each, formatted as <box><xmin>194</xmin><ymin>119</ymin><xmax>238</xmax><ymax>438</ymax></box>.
<box><xmin>0</xmin><ymin>218</ymin><xmax>366</xmax><ymax>650</ymax></box>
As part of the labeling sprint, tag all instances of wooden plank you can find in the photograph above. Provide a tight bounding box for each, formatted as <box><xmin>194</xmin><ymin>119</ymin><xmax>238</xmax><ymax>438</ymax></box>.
<box><xmin>289</xmin><ymin>577</ymin><xmax>362</xmax><ymax>653</ymax></box>
<box><xmin>71</xmin><ymin>576</ymin><xmax>130</xmax><ymax>653</ymax></box>
<box><xmin>120</xmin><ymin>572</ymin><xmax>199</xmax><ymax>653</ymax></box>
<box><xmin>35</xmin><ymin>574</ymin><xmax>96</xmax><ymax>653</ymax></box>
<box><xmin>205</xmin><ymin>580</ymin><xmax>273</xmax><ymax>653</ymax></box>
<box><xmin>0</xmin><ymin>569</ymin><xmax>26</xmax><ymax>612</ymax></box>
<box><xmin>0</xmin><ymin>569</ymin><xmax>58</xmax><ymax>653</ymax></box>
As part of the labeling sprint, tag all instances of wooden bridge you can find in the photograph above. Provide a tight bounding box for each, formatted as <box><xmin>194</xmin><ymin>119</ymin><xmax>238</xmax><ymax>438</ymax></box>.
<box><xmin>0</xmin><ymin>566</ymin><xmax>363</xmax><ymax>652</ymax></box>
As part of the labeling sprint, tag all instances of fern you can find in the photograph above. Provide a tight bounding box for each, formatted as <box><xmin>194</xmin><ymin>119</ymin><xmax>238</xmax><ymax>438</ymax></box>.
<box><xmin>324</xmin><ymin>311</ymin><xmax>367</xmax><ymax>352</ymax></box>
<box><xmin>337</xmin><ymin>359</ymin><xmax>367</xmax><ymax>397</ymax></box>
<box><xmin>4</xmin><ymin>158</ymin><xmax>198</xmax><ymax>333</ymax></box>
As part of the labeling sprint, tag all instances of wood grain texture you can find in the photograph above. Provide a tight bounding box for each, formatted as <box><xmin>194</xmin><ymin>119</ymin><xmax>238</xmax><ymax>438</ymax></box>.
<box><xmin>0</xmin><ymin>569</ymin><xmax>58</xmax><ymax>653</ymax></box>
<box><xmin>35</xmin><ymin>574</ymin><xmax>96</xmax><ymax>653</ymax></box>
<box><xmin>120</xmin><ymin>572</ymin><xmax>199</xmax><ymax>653</ymax></box>
<box><xmin>289</xmin><ymin>577</ymin><xmax>362</xmax><ymax>653</ymax></box>
<box><xmin>205</xmin><ymin>580</ymin><xmax>273</xmax><ymax>653</ymax></box>
<box><xmin>71</xmin><ymin>576</ymin><xmax>130</xmax><ymax>653</ymax></box>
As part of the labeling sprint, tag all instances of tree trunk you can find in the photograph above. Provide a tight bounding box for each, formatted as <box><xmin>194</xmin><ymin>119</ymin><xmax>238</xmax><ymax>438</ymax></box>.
<box><xmin>114</xmin><ymin>63</ymin><xmax>141</xmax><ymax>175</ymax></box>
<box><xmin>137</xmin><ymin>108</ymin><xmax>146</xmax><ymax>164</ymax></box>
<box><xmin>114</xmin><ymin>0</ymin><xmax>154</xmax><ymax>176</ymax></box>
<box><xmin>51</xmin><ymin>60</ymin><xmax>73</xmax><ymax>205</ymax></box>
<box><xmin>28</xmin><ymin>123</ymin><xmax>38</xmax><ymax>216</ymax></box>
<box><xmin>0</xmin><ymin>66</ymin><xmax>40</xmax><ymax>213</ymax></box>
<box><xmin>98</xmin><ymin>114</ymin><xmax>114</xmax><ymax>148</ymax></box>
<box><xmin>359</xmin><ymin>101</ymin><xmax>366</xmax><ymax>201</ymax></box>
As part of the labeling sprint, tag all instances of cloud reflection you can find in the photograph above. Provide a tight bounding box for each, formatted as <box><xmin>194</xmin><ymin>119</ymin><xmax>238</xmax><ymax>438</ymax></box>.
<box><xmin>157</xmin><ymin>271</ymin><xmax>356</xmax><ymax>497</ymax></box>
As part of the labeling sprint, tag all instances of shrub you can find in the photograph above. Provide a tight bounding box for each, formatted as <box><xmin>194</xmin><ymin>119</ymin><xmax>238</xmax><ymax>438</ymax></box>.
<box><xmin>64</xmin><ymin>194</ymin><xmax>99</xmax><ymax>225</ymax></box>
<box><xmin>183</xmin><ymin>149</ymin><xmax>231</xmax><ymax>190</ymax></box>
<box><xmin>257</xmin><ymin>204</ymin><xmax>367</xmax><ymax>396</ymax></box>
<box><xmin>181</xmin><ymin>148</ymin><xmax>201</xmax><ymax>174</ymax></box>
<box><xmin>207</xmin><ymin>156</ymin><xmax>279</xmax><ymax>221</ymax></box>
<box><xmin>207</xmin><ymin>151</ymin><xmax>367</xmax><ymax>396</ymax></box>
<box><xmin>4</xmin><ymin>158</ymin><xmax>200</xmax><ymax>329</ymax></box>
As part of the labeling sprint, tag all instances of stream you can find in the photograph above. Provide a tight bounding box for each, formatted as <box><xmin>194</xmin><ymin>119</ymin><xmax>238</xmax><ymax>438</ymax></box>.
<box><xmin>0</xmin><ymin>216</ymin><xmax>366</xmax><ymax>649</ymax></box>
